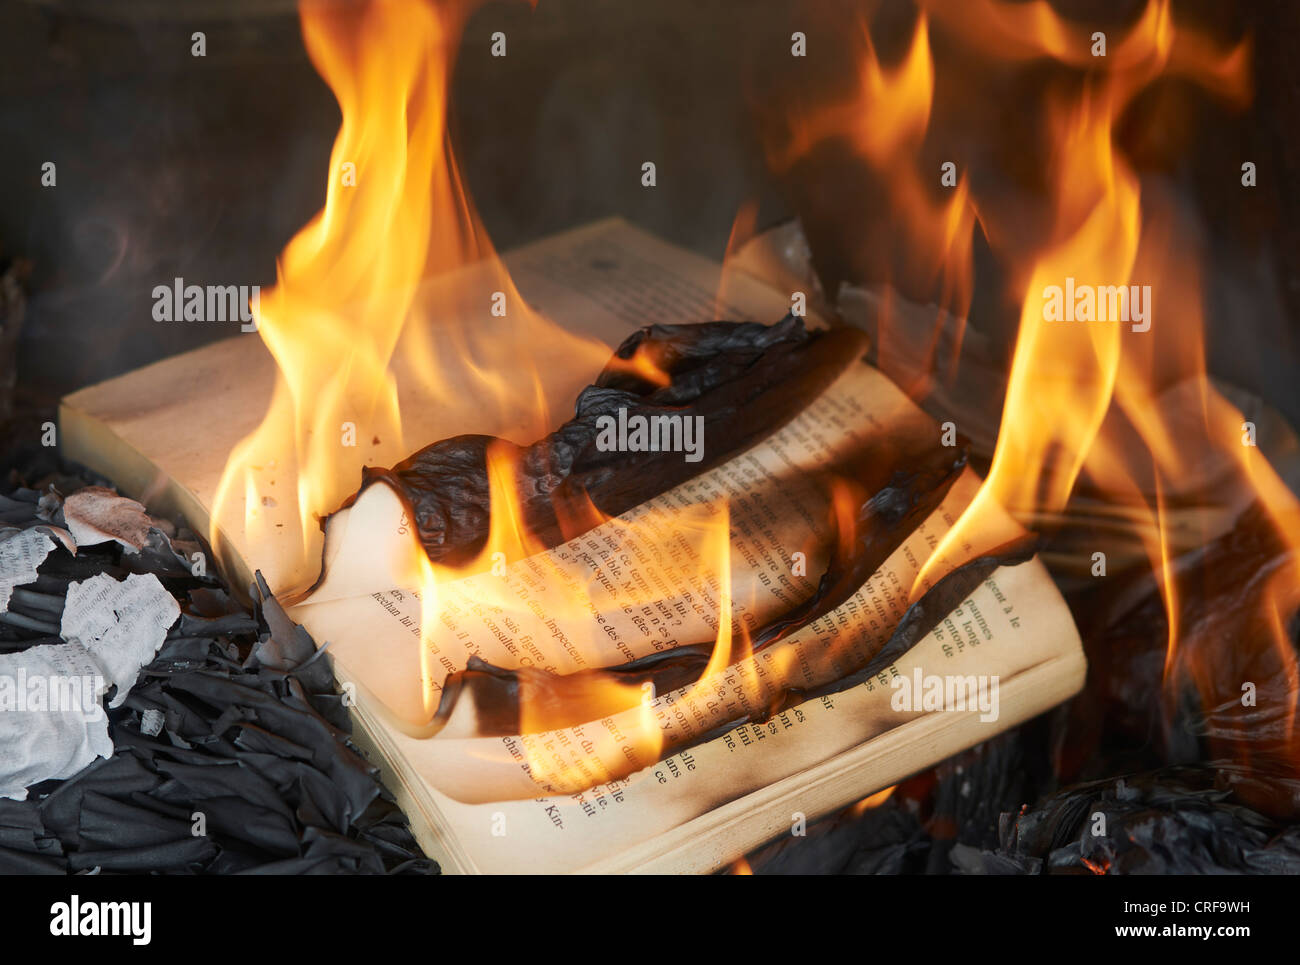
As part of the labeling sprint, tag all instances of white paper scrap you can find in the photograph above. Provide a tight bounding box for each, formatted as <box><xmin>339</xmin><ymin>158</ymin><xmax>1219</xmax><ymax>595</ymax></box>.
<box><xmin>61</xmin><ymin>573</ymin><xmax>180</xmax><ymax>707</ymax></box>
<box><xmin>139</xmin><ymin>706</ymin><xmax>165</xmax><ymax>738</ymax></box>
<box><xmin>0</xmin><ymin>572</ymin><xmax>181</xmax><ymax>799</ymax></box>
<box><xmin>0</xmin><ymin>642</ymin><xmax>112</xmax><ymax>800</ymax></box>
<box><xmin>0</xmin><ymin>528</ymin><xmax>55</xmax><ymax>613</ymax></box>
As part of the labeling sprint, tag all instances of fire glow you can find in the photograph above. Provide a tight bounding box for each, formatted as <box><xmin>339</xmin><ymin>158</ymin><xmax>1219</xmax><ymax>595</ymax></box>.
<box><xmin>213</xmin><ymin>0</ymin><xmax>1299</xmax><ymax>801</ymax></box>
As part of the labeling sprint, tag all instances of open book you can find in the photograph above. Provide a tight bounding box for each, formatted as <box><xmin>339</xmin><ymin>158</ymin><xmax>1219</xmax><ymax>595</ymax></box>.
<box><xmin>60</xmin><ymin>219</ymin><xmax>1086</xmax><ymax>873</ymax></box>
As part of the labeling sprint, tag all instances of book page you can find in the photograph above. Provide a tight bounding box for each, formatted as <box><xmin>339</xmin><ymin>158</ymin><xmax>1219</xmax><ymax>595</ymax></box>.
<box><xmin>59</xmin><ymin>216</ymin><xmax>1083</xmax><ymax>872</ymax></box>
<box><xmin>400</xmin><ymin>528</ymin><xmax>1065</xmax><ymax>874</ymax></box>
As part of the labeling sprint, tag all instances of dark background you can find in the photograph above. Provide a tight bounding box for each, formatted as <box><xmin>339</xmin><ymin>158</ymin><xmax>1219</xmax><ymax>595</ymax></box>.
<box><xmin>1</xmin><ymin>0</ymin><xmax>1297</xmax><ymax>424</ymax></box>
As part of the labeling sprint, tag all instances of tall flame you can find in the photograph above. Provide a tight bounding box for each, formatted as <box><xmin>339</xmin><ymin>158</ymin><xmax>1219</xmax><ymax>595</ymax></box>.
<box><xmin>767</xmin><ymin>11</ymin><xmax>976</xmax><ymax>396</ymax></box>
<box><xmin>899</xmin><ymin>1</ymin><xmax>1300</xmax><ymax>770</ymax></box>
<box><xmin>772</xmin><ymin>0</ymin><xmax>1296</xmax><ymax>777</ymax></box>
<box><xmin>211</xmin><ymin>0</ymin><xmax>1300</xmax><ymax>801</ymax></box>
<box><xmin>919</xmin><ymin>82</ymin><xmax>1136</xmax><ymax>580</ymax></box>
<box><xmin>213</xmin><ymin>0</ymin><xmax>613</xmax><ymax>593</ymax></box>
<box><xmin>917</xmin><ymin>0</ymin><xmax>1252</xmax><ymax>574</ymax></box>
<box><xmin>214</xmin><ymin>0</ymin><xmax>815</xmax><ymax>797</ymax></box>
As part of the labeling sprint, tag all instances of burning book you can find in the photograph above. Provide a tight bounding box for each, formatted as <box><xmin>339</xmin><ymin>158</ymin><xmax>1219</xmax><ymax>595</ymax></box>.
<box><xmin>48</xmin><ymin>0</ymin><xmax>1096</xmax><ymax>875</ymax></box>
<box><xmin>60</xmin><ymin>209</ymin><xmax>1085</xmax><ymax>871</ymax></box>
<box><xmin>52</xmin><ymin>0</ymin><xmax>1296</xmax><ymax>877</ymax></box>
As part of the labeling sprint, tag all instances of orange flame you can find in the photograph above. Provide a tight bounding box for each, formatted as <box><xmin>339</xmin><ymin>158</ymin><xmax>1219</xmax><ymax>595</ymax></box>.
<box><xmin>919</xmin><ymin>83</ymin><xmax>1137</xmax><ymax>584</ymax></box>
<box><xmin>892</xmin><ymin>1</ymin><xmax>1299</xmax><ymax>770</ymax></box>
<box><xmin>714</xmin><ymin>198</ymin><xmax>760</xmax><ymax>317</ymax></box>
<box><xmin>464</xmin><ymin>497</ymin><xmax>744</xmax><ymax>790</ymax></box>
<box><xmin>212</xmin><ymin>0</ymin><xmax>614</xmax><ymax>594</ymax></box>
<box><xmin>764</xmin><ymin>0</ymin><xmax>1292</xmax><ymax>778</ymax></box>
<box><xmin>215</xmin><ymin>0</ymin><xmax>1299</xmax><ymax>803</ymax></box>
<box><xmin>212</xmin><ymin>0</ymin><xmax>705</xmax><ymax>787</ymax></box>
<box><xmin>918</xmin><ymin>0</ymin><xmax>1252</xmax><ymax>577</ymax></box>
<box><xmin>850</xmin><ymin>783</ymin><xmax>897</xmax><ymax>817</ymax></box>
<box><xmin>768</xmin><ymin>11</ymin><xmax>976</xmax><ymax>396</ymax></box>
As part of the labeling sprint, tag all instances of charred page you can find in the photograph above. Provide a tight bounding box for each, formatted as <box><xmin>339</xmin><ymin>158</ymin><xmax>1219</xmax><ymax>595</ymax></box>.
<box><xmin>290</xmin><ymin>352</ymin><xmax>1083</xmax><ymax>873</ymax></box>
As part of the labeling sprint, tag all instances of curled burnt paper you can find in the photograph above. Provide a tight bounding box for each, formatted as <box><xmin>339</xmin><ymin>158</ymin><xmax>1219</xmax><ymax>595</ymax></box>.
<box><xmin>763</xmin><ymin>535</ymin><xmax>1039</xmax><ymax>714</ymax></box>
<box><xmin>429</xmin><ymin>446</ymin><xmax>972</xmax><ymax>736</ymax></box>
<box><xmin>294</xmin><ymin>314</ymin><xmax>1065</xmax><ymax>812</ymax></box>
<box><xmin>321</xmin><ymin>317</ymin><xmax>868</xmax><ymax>575</ymax></box>
<box><xmin>432</xmin><ymin>533</ymin><xmax>1036</xmax><ymax>750</ymax></box>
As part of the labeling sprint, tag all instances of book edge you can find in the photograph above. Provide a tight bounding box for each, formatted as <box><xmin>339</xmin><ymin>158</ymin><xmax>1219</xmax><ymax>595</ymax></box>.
<box><xmin>364</xmin><ymin>641</ymin><xmax>1085</xmax><ymax>875</ymax></box>
<box><xmin>578</xmin><ymin>645</ymin><xmax>1087</xmax><ymax>874</ymax></box>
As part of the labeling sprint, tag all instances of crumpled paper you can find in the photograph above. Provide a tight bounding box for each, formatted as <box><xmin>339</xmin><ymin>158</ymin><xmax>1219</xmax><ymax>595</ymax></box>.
<box><xmin>0</xmin><ymin>572</ymin><xmax>179</xmax><ymax>800</ymax></box>
<box><xmin>0</xmin><ymin>643</ymin><xmax>112</xmax><ymax>801</ymax></box>
<box><xmin>61</xmin><ymin>573</ymin><xmax>180</xmax><ymax>707</ymax></box>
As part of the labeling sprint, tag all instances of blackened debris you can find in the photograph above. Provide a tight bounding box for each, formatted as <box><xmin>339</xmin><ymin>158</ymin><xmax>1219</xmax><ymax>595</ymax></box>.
<box><xmin>745</xmin><ymin>730</ymin><xmax>1044</xmax><ymax>874</ymax></box>
<box><xmin>742</xmin><ymin>497</ymin><xmax>1300</xmax><ymax>876</ymax></box>
<box><xmin>0</xmin><ymin>460</ymin><xmax>436</xmax><ymax>875</ymax></box>
<box><xmin>1054</xmin><ymin>500</ymin><xmax>1300</xmax><ymax>816</ymax></box>
<box><xmin>963</xmin><ymin>765</ymin><xmax>1300</xmax><ymax>874</ymax></box>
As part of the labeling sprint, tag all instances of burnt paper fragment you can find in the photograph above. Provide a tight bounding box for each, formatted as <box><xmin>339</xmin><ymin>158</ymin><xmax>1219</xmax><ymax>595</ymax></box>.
<box><xmin>61</xmin><ymin>487</ymin><xmax>153</xmax><ymax>554</ymax></box>
<box><xmin>248</xmin><ymin>572</ymin><xmax>337</xmax><ymax>698</ymax></box>
<box><xmin>332</xmin><ymin>317</ymin><xmax>868</xmax><ymax>570</ymax></box>
<box><xmin>980</xmin><ymin>765</ymin><xmax>1300</xmax><ymax>874</ymax></box>
<box><xmin>745</xmin><ymin>729</ymin><xmax>1036</xmax><ymax>875</ymax></box>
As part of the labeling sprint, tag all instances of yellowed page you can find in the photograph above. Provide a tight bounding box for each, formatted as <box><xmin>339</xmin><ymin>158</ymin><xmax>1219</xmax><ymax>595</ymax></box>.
<box><xmin>60</xmin><ymin>218</ymin><xmax>1083</xmax><ymax>872</ymax></box>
